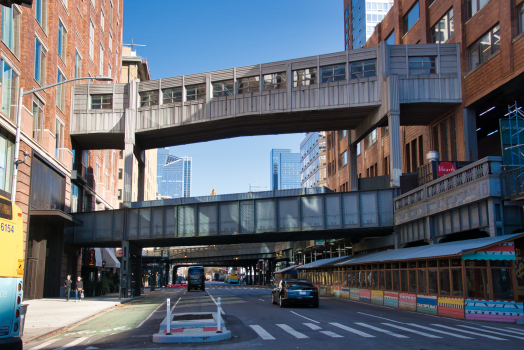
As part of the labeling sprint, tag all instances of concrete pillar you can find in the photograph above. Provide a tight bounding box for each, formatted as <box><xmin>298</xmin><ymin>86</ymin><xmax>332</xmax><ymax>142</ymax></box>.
<box><xmin>388</xmin><ymin>111</ymin><xmax>402</xmax><ymax>187</ymax></box>
<box><xmin>463</xmin><ymin>107</ymin><xmax>479</xmax><ymax>161</ymax></box>
<box><xmin>348</xmin><ymin>137</ymin><xmax>358</xmax><ymax>191</ymax></box>
<box><xmin>136</xmin><ymin>150</ymin><xmax>146</xmax><ymax>202</ymax></box>
<box><xmin>121</xmin><ymin>241</ymin><xmax>130</xmax><ymax>297</ymax></box>
<box><xmin>120</xmin><ymin>240</ymin><xmax>142</xmax><ymax>297</ymax></box>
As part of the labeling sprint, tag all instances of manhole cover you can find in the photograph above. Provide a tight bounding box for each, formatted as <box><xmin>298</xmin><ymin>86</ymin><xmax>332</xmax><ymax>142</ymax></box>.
<box><xmin>172</xmin><ymin>314</ymin><xmax>213</xmax><ymax>321</ymax></box>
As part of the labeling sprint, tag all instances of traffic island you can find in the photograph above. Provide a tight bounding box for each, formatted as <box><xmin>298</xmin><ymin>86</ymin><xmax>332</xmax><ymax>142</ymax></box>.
<box><xmin>153</xmin><ymin>312</ymin><xmax>231</xmax><ymax>343</ymax></box>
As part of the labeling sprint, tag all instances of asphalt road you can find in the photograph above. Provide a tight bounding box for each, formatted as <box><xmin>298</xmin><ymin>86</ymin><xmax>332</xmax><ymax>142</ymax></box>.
<box><xmin>25</xmin><ymin>282</ymin><xmax>524</xmax><ymax>350</ymax></box>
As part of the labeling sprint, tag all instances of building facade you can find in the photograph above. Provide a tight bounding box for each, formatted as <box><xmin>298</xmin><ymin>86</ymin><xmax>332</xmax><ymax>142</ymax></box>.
<box><xmin>0</xmin><ymin>0</ymin><xmax>124</xmax><ymax>299</ymax></box>
<box><xmin>329</xmin><ymin>0</ymin><xmax>524</xmax><ymax>196</ymax></box>
<box><xmin>344</xmin><ymin>0</ymin><xmax>394</xmax><ymax>50</ymax></box>
<box><xmin>300</xmin><ymin>132</ymin><xmax>327</xmax><ymax>188</ymax></box>
<box><xmin>270</xmin><ymin>149</ymin><xmax>301</xmax><ymax>190</ymax></box>
<box><xmin>156</xmin><ymin>147</ymin><xmax>192</xmax><ymax>199</ymax></box>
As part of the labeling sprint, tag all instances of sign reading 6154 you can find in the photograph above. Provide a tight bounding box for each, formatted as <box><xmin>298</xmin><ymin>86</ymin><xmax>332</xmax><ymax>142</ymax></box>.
<box><xmin>0</xmin><ymin>223</ymin><xmax>14</xmax><ymax>233</ymax></box>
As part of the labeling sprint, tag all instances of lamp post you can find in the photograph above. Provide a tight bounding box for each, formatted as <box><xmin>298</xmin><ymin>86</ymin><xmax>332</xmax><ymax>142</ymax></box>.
<box><xmin>11</xmin><ymin>76</ymin><xmax>113</xmax><ymax>204</ymax></box>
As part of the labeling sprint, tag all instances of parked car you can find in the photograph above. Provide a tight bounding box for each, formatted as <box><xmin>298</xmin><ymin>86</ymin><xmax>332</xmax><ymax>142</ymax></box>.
<box><xmin>271</xmin><ymin>279</ymin><xmax>319</xmax><ymax>308</ymax></box>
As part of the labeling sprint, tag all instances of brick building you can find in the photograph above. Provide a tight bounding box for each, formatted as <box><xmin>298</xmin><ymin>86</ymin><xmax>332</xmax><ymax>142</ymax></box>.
<box><xmin>0</xmin><ymin>0</ymin><xmax>124</xmax><ymax>299</ymax></box>
<box><xmin>330</xmin><ymin>0</ymin><xmax>524</xmax><ymax>192</ymax></box>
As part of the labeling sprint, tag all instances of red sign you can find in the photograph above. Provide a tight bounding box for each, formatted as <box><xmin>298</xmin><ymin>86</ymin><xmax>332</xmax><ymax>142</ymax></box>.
<box><xmin>437</xmin><ymin>162</ymin><xmax>457</xmax><ymax>177</ymax></box>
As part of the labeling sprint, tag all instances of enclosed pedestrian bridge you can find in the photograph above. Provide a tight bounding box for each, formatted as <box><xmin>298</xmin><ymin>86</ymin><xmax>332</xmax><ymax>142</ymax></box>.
<box><xmin>68</xmin><ymin>188</ymin><xmax>397</xmax><ymax>248</ymax></box>
<box><xmin>71</xmin><ymin>43</ymin><xmax>461</xmax><ymax>151</ymax></box>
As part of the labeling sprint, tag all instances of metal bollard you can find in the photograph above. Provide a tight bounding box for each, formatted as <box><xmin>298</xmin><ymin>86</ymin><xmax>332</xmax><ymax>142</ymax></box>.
<box><xmin>216</xmin><ymin>297</ymin><xmax>222</xmax><ymax>333</ymax></box>
<box><xmin>166</xmin><ymin>298</ymin><xmax>171</xmax><ymax>335</ymax></box>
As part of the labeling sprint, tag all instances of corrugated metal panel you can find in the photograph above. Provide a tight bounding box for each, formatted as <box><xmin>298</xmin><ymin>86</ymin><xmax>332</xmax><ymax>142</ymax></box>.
<box><xmin>301</xmin><ymin>195</ymin><xmax>324</xmax><ymax>230</ymax></box>
<box><xmin>74</xmin><ymin>85</ymin><xmax>88</xmax><ymax>94</ymax></box>
<box><xmin>161</xmin><ymin>76</ymin><xmax>183</xmax><ymax>89</ymax></box>
<box><xmin>255</xmin><ymin>199</ymin><xmax>277</xmax><ymax>233</ymax></box>
<box><xmin>297</xmin><ymin>256</ymin><xmax>349</xmax><ymax>269</ymax></box>
<box><xmin>407</xmin><ymin>45</ymin><xmax>439</xmax><ymax>56</ymax></box>
<box><xmin>178</xmin><ymin>205</ymin><xmax>197</xmax><ymax>237</ymax></box>
<box><xmin>198</xmin><ymin>203</ymin><xmax>218</xmax><ymax>236</ymax></box>
<box><xmin>89</xmin><ymin>85</ymin><xmax>114</xmax><ymax>94</ymax></box>
<box><xmin>348</xmin><ymin>47</ymin><xmax>377</xmax><ymax>62</ymax></box>
<box><xmin>184</xmin><ymin>73</ymin><xmax>207</xmax><ymax>85</ymax></box>
<box><xmin>236</xmin><ymin>65</ymin><xmax>259</xmax><ymax>78</ymax></box>
<box><xmin>278</xmin><ymin>197</ymin><xmax>300</xmax><ymax>231</ymax></box>
<box><xmin>262</xmin><ymin>61</ymin><xmax>287</xmax><ymax>75</ymax></box>
<box><xmin>220</xmin><ymin>202</ymin><xmax>239</xmax><ymax>235</ymax></box>
<box><xmin>290</xmin><ymin>57</ymin><xmax>317</xmax><ymax>70</ymax></box>
<box><xmin>319</xmin><ymin>52</ymin><xmax>347</xmax><ymax>66</ymax></box>
<box><xmin>211</xmin><ymin>68</ymin><xmax>234</xmax><ymax>81</ymax></box>
<box><xmin>138</xmin><ymin>80</ymin><xmax>160</xmax><ymax>92</ymax></box>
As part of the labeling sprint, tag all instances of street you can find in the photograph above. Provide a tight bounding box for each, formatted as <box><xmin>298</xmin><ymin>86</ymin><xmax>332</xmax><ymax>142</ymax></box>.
<box><xmin>25</xmin><ymin>282</ymin><xmax>524</xmax><ymax>350</ymax></box>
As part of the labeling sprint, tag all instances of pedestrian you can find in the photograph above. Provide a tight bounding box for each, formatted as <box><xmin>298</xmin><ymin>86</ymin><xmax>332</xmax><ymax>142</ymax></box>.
<box><xmin>75</xmin><ymin>277</ymin><xmax>83</xmax><ymax>302</ymax></box>
<box><xmin>64</xmin><ymin>275</ymin><xmax>72</xmax><ymax>302</ymax></box>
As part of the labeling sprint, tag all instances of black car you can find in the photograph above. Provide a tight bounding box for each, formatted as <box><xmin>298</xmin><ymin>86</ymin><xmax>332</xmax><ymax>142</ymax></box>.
<box><xmin>271</xmin><ymin>279</ymin><xmax>319</xmax><ymax>308</ymax></box>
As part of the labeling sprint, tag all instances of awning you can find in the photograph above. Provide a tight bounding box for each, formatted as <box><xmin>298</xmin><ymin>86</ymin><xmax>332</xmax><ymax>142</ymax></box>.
<box><xmin>101</xmin><ymin>248</ymin><xmax>121</xmax><ymax>268</ymax></box>
<box><xmin>297</xmin><ymin>256</ymin><xmax>351</xmax><ymax>269</ymax></box>
<box><xmin>30</xmin><ymin>209</ymin><xmax>82</xmax><ymax>225</ymax></box>
<box><xmin>275</xmin><ymin>265</ymin><xmax>299</xmax><ymax>274</ymax></box>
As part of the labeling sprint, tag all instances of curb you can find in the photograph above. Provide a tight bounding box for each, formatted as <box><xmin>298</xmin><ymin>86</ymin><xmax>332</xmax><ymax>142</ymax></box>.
<box><xmin>152</xmin><ymin>329</ymin><xmax>232</xmax><ymax>343</ymax></box>
<box><xmin>22</xmin><ymin>296</ymin><xmax>143</xmax><ymax>345</ymax></box>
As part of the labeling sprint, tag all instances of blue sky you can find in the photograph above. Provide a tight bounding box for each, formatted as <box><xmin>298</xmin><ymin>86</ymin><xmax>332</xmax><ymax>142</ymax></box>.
<box><xmin>123</xmin><ymin>0</ymin><xmax>343</xmax><ymax>196</ymax></box>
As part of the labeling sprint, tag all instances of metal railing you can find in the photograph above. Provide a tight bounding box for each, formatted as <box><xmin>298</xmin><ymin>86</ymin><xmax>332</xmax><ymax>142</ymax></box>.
<box><xmin>503</xmin><ymin>165</ymin><xmax>524</xmax><ymax>199</ymax></box>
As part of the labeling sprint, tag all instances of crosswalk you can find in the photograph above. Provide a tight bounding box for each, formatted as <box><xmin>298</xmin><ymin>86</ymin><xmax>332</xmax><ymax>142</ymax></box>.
<box><xmin>248</xmin><ymin>321</ymin><xmax>524</xmax><ymax>342</ymax></box>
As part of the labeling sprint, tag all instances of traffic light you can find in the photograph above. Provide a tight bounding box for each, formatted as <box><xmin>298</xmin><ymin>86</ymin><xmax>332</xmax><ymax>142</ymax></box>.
<box><xmin>0</xmin><ymin>0</ymin><xmax>33</xmax><ymax>8</ymax></box>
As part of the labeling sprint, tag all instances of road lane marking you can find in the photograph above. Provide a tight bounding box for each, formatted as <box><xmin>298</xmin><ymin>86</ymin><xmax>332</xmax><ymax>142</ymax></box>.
<box><xmin>259</xmin><ymin>299</ymin><xmax>265</xmax><ymax>301</ymax></box>
<box><xmin>303</xmin><ymin>323</ymin><xmax>322</xmax><ymax>330</ymax></box>
<box><xmin>329</xmin><ymin>323</ymin><xmax>375</xmax><ymax>338</ymax></box>
<box><xmin>290</xmin><ymin>311</ymin><xmax>320</xmax><ymax>324</ymax></box>
<box><xmin>27</xmin><ymin>339</ymin><xmax>60</xmax><ymax>350</ymax></box>
<box><xmin>276</xmin><ymin>324</ymin><xmax>309</xmax><ymax>339</ymax></box>
<box><xmin>432</xmin><ymin>324</ymin><xmax>508</xmax><ymax>340</ymax></box>
<box><xmin>506</xmin><ymin>327</ymin><xmax>524</xmax><ymax>333</ymax></box>
<box><xmin>355</xmin><ymin>322</ymin><xmax>409</xmax><ymax>338</ymax></box>
<box><xmin>170</xmin><ymin>297</ymin><xmax>182</xmax><ymax>313</ymax></box>
<box><xmin>457</xmin><ymin>325</ymin><xmax>524</xmax><ymax>340</ymax></box>
<box><xmin>480</xmin><ymin>325</ymin><xmax>524</xmax><ymax>336</ymax></box>
<box><xmin>54</xmin><ymin>337</ymin><xmax>90</xmax><ymax>349</ymax></box>
<box><xmin>136</xmin><ymin>300</ymin><xmax>166</xmax><ymax>328</ymax></box>
<box><xmin>406</xmin><ymin>323</ymin><xmax>474</xmax><ymax>339</ymax></box>
<box><xmin>206</xmin><ymin>290</ymin><xmax>225</xmax><ymax>315</ymax></box>
<box><xmin>320</xmin><ymin>331</ymin><xmax>343</xmax><ymax>338</ymax></box>
<box><xmin>356</xmin><ymin>312</ymin><xmax>404</xmax><ymax>324</ymax></box>
<box><xmin>249</xmin><ymin>325</ymin><xmax>275</xmax><ymax>340</ymax></box>
<box><xmin>381</xmin><ymin>323</ymin><xmax>441</xmax><ymax>338</ymax></box>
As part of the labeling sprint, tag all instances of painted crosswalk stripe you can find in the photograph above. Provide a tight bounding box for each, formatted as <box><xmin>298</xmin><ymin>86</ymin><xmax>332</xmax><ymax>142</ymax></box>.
<box><xmin>482</xmin><ymin>325</ymin><xmax>524</xmax><ymax>335</ymax></box>
<box><xmin>28</xmin><ymin>339</ymin><xmax>60</xmax><ymax>350</ymax></box>
<box><xmin>355</xmin><ymin>322</ymin><xmax>408</xmax><ymax>338</ymax></box>
<box><xmin>457</xmin><ymin>325</ymin><xmax>524</xmax><ymax>340</ymax></box>
<box><xmin>320</xmin><ymin>331</ymin><xmax>343</xmax><ymax>338</ymax></box>
<box><xmin>54</xmin><ymin>337</ymin><xmax>90</xmax><ymax>349</ymax></box>
<box><xmin>382</xmin><ymin>323</ymin><xmax>441</xmax><ymax>338</ymax></box>
<box><xmin>303</xmin><ymin>323</ymin><xmax>322</xmax><ymax>330</ymax></box>
<box><xmin>504</xmin><ymin>327</ymin><xmax>524</xmax><ymax>334</ymax></box>
<box><xmin>276</xmin><ymin>324</ymin><xmax>309</xmax><ymax>339</ymax></box>
<box><xmin>329</xmin><ymin>323</ymin><xmax>375</xmax><ymax>338</ymax></box>
<box><xmin>407</xmin><ymin>323</ymin><xmax>473</xmax><ymax>339</ymax></box>
<box><xmin>249</xmin><ymin>325</ymin><xmax>275</xmax><ymax>340</ymax></box>
<box><xmin>432</xmin><ymin>324</ymin><xmax>508</xmax><ymax>340</ymax></box>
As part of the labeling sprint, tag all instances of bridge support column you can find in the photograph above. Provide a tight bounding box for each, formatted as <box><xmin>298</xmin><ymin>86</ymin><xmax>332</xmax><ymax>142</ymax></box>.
<box><xmin>463</xmin><ymin>107</ymin><xmax>478</xmax><ymax>161</ymax></box>
<box><xmin>120</xmin><ymin>240</ymin><xmax>142</xmax><ymax>298</ymax></box>
<box><xmin>348</xmin><ymin>138</ymin><xmax>358</xmax><ymax>191</ymax></box>
<box><xmin>388</xmin><ymin>111</ymin><xmax>402</xmax><ymax>187</ymax></box>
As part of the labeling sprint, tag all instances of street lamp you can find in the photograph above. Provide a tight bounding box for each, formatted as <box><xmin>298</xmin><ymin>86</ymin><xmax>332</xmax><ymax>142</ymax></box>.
<box><xmin>11</xmin><ymin>76</ymin><xmax>113</xmax><ymax>203</ymax></box>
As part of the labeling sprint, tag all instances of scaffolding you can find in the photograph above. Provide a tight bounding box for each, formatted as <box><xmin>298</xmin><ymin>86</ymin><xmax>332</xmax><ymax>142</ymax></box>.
<box><xmin>501</xmin><ymin>103</ymin><xmax>524</xmax><ymax>198</ymax></box>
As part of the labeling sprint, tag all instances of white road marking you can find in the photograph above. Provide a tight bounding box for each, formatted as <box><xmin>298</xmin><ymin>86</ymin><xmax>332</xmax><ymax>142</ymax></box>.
<box><xmin>432</xmin><ymin>324</ymin><xmax>508</xmax><ymax>340</ymax></box>
<box><xmin>85</xmin><ymin>347</ymin><xmax>98</xmax><ymax>350</ymax></box>
<box><xmin>457</xmin><ymin>325</ymin><xmax>524</xmax><ymax>340</ymax></box>
<box><xmin>320</xmin><ymin>331</ymin><xmax>343</xmax><ymax>338</ymax></box>
<box><xmin>506</xmin><ymin>327</ymin><xmax>524</xmax><ymax>333</ymax></box>
<box><xmin>303</xmin><ymin>322</ymin><xmax>322</xmax><ymax>330</ymax></box>
<box><xmin>276</xmin><ymin>324</ymin><xmax>309</xmax><ymax>339</ymax></box>
<box><xmin>27</xmin><ymin>339</ymin><xmax>60</xmax><ymax>350</ymax></box>
<box><xmin>382</xmin><ymin>323</ymin><xmax>441</xmax><ymax>338</ymax></box>
<box><xmin>206</xmin><ymin>290</ymin><xmax>225</xmax><ymax>315</ymax></box>
<box><xmin>355</xmin><ymin>322</ymin><xmax>409</xmax><ymax>338</ymax></box>
<box><xmin>54</xmin><ymin>337</ymin><xmax>90</xmax><ymax>349</ymax></box>
<box><xmin>170</xmin><ymin>297</ymin><xmax>182</xmax><ymax>313</ymax></box>
<box><xmin>407</xmin><ymin>323</ymin><xmax>474</xmax><ymax>339</ymax></box>
<box><xmin>136</xmin><ymin>300</ymin><xmax>166</xmax><ymax>328</ymax></box>
<box><xmin>356</xmin><ymin>312</ymin><xmax>404</xmax><ymax>324</ymax></box>
<box><xmin>249</xmin><ymin>325</ymin><xmax>275</xmax><ymax>340</ymax></box>
<box><xmin>329</xmin><ymin>322</ymin><xmax>375</xmax><ymax>338</ymax></box>
<box><xmin>259</xmin><ymin>299</ymin><xmax>265</xmax><ymax>301</ymax></box>
<box><xmin>290</xmin><ymin>311</ymin><xmax>320</xmax><ymax>324</ymax></box>
<box><xmin>480</xmin><ymin>325</ymin><xmax>524</xmax><ymax>336</ymax></box>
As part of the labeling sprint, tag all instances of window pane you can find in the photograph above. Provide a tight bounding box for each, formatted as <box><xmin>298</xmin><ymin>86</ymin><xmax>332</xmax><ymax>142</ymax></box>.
<box><xmin>418</xmin><ymin>269</ymin><xmax>427</xmax><ymax>294</ymax></box>
<box><xmin>428</xmin><ymin>269</ymin><xmax>438</xmax><ymax>294</ymax></box>
<box><xmin>400</xmin><ymin>270</ymin><xmax>408</xmax><ymax>292</ymax></box>
<box><xmin>466</xmin><ymin>268</ymin><xmax>488</xmax><ymax>298</ymax></box>
<box><xmin>366</xmin><ymin>271</ymin><xmax>371</xmax><ymax>288</ymax></box>
<box><xmin>372</xmin><ymin>271</ymin><xmax>378</xmax><ymax>289</ymax></box>
<box><xmin>409</xmin><ymin>270</ymin><xmax>417</xmax><ymax>293</ymax></box>
<box><xmin>404</xmin><ymin>2</ymin><xmax>420</xmax><ymax>34</ymax></box>
<box><xmin>480</xmin><ymin>32</ymin><xmax>491</xmax><ymax>63</ymax></box>
<box><xmin>379</xmin><ymin>271</ymin><xmax>385</xmax><ymax>289</ymax></box>
<box><xmin>439</xmin><ymin>269</ymin><xmax>450</xmax><ymax>296</ymax></box>
<box><xmin>491</xmin><ymin>268</ymin><xmax>513</xmax><ymax>299</ymax></box>
<box><xmin>492</xmin><ymin>25</ymin><xmax>501</xmax><ymax>54</ymax></box>
<box><xmin>451</xmin><ymin>268</ymin><xmax>463</xmax><ymax>297</ymax></box>
<box><xmin>393</xmin><ymin>270</ymin><xmax>400</xmax><ymax>291</ymax></box>
<box><xmin>385</xmin><ymin>270</ymin><xmax>392</xmax><ymax>290</ymax></box>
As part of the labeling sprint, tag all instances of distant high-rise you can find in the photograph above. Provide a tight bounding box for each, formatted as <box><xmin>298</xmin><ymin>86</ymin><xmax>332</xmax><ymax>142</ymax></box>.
<box><xmin>300</xmin><ymin>132</ymin><xmax>327</xmax><ymax>188</ymax></box>
<box><xmin>156</xmin><ymin>148</ymin><xmax>192</xmax><ymax>198</ymax></box>
<box><xmin>270</xmin><ymin>149</ymin><xmax>301</xmax><ymax>190</ymax></box>
<box><xmin>344</xmin><ymin>0</ymin><xmax>393</xmax><ymax>50</ymax></box>
<box><xmin>249</xmin><ymin>181</ymin><xmax>269</xmax><ymax>192</ymax></box>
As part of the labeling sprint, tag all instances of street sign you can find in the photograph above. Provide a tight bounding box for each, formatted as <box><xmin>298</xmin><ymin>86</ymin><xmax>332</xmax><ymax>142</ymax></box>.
<box><xmin>315</xmin><ymin>240</ymin><xmax>325</xmax><ymax>246</ymax></box>
<box><xmin>437</xmin><ymin>162</ymin><xmax>457</xmax><ymax>177</ymax></box>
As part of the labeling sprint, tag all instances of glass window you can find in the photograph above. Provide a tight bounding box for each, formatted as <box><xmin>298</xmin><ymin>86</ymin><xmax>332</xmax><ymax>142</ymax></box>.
<box><xmin>366</xmin><ymin>271</ymin><xmax>371</xmax><ymax>288</ymax></box>
<box><xmin>372</xmin><ymin>271</ymin><xmax>378</xmax><ymax>289</ymax></box>
<box><xmin>439</xmin><ymin>269</ymin><xmax>450</xmax><ymax>296</ymax></box>
<box><xmin>117</xmin><ymin>189</ymin><xmax>122</xmax><ymax>200</ymax></box>
<box><xmin>263</xmin><ymin>72</ymin><xmax>286</xmax><ymax>90</ymax></box>
<box><xmin>409</xmin><ymin>57</ymin><xmax>437</xmax><ymax>75</ymax></box>
<box><xmin>293</xmin><ymin>68</ymin><xmax>317</xmax><ymax>87</ymax></box>
<box><xmin>56</xmin><ymin>70</ymin><xmax>66</xmax><ymax>111</ymax></box>
<box><xmin>466</xmin><ymin>268</ymin><xmax>489</xmax><ymax>298</ymax></box>
<box><xmin>356</xmin><ymin>142</ymin><xmax>361</xmax><ymax>156</ymax></box>
<box><xmin>451</xmin><ymin>268</ymin><xmax>463</xmax><ymax>296</ymax></box>
<box><xmin>491</xmin><ymin>268</ymin><xmax>513</xmax><ymax>299</ymax></box>
<box><xmin>139</xmin><ymin>90</ymin><xmax>159</xmax><ymax>107</ymax></box>
<box><xmin>58</xmin><ymin>20</ymin><xmax>67</xmax><ymax>60</ymax></box>
<box><xmin>379</xmin><ymin>271</ymin><xmax>385</xmax><ymax>289</ymax></box>
<box><xmin>0</xmin><ymin>63</ymin><xmax>18</xmax><ymax>123</ymax></box>
<box><xmin>32</xmin><ymin>96</ymin><xmax>44</xmax><ymax>144</ymax></box>
<box><xmin>350</xmin><ymin>60</ymin><xmax>376</xmax><ymax>79</ymax></box>
<box><xmin>468</xmin><ymin>0</ymin><xmax>490</xmax><ymax>19</ymax></box>
<box><xmin>186</xmin><ymin>84</ymin><xmax>206</xmax><ymax>101</ymax></box>
<box><xmin>418</xmin><ymin>269</ymin><xmax>427</xmax><ymax>294</ymax></box>
<box><xmin>367</xmin><ymin>129</ymin><xmax>378</xmax><ymax>148</ymax></box>
<box><xmin>339</xmin><ymin>151</ymin><xmax>347</xmax><ymax>168</ymax></box>
<box><xmin>469</xmin><ymin>24</ymin><xmax>500</xmax><ymax>71</ymax></box>
<box><xmin>55</xmin><ymin>119</ymin><xmax>64</xmax><ymax>159</ymax></box>
<box><xmin>428</xmin><ymin>269</ymin><xmax>438</xmax><ymax>294</ymax></box>
<box><xmin>403</xmin><ymin>2</ymin><xmax>420</xmax><ymax>34</ymax></box>
<box><xmin>75</xmin><ymin>51</ymin><xmax>81</xmax><ymax>79</ymax></box>
<box><xmin>91</xmin><ymin>94</ymin><xmax>112</xmax><ymax>109</ymax></box>
<box><xmin>99</xmin><ymin>45</ymin><xmax>104</xmax><ymax>75</ymax></box>
<box><xmin>89</xmin><ymin>21</ymin><xmax>95</xmax><ymax>59</ymax></box>
<box><xmin>400</xmin><ymin>270</ymin><xmax>408</xmax><ymax>292</ymax></box>
<box><xmin>34</xmin><ymin>38</ymin><xmax>46</xmax><ymax>86</ymax></box>
<box><xmin>385</xmin><ymin>270</ymin><xmax>392</xmax><ymax>290</ymax></box>
<box><xmin>519</xmin><ymin>4</ymin><xmax>524</xmax><ymax>35</ymax></box>
<box><xmin>392</xmin><ymin>270</ymin><xmax>399</xmax><ymax>291</ymax></box>
<box><xmin>162</xmin><ymin>87</ymin><xmax>182</xmax><ymax>104</ymax></box>
<box><xmin>0</xmin><ymin>129</ymin><xmax>14</xmax><ymax>193</ymax></box>
<box><xmin>35</xmin><ymin>0</ymin><xmax>48</xmax><ymax>31</ymax></box>
<box><xmin>212</xmin><ymin>80</ymin><xmax>234</xmax><ymax>97</ymax></box>
<box><xmin>431</xmin><ymin>8</ymin><xmax>454</xmax><ymax>44</ymax></box>
<box><xmin>386</xmin><ymin>30</ymin><xmax>395</xmax><ymax>45</ymax></box>
<box><xmin>409</xmin><ymin>270</ymin><xmax>417</xmax><ymax>293</ymax></box>
<box><xmin>237</xmin><ymin>76</ymin><xmax>259</xmax><ymax>94</ymax></box>
<box><xmin>2</xmin><ymin>6</ymin><xmax>20</xmax><ymax>57</ymax></box>
<box><xmin>320</xmin><ymin>64</ymin><xmax>345</xmax><ymax>83</ymax></box>
<box><xmin>118</xmin><ymin>168</ymin><xmax>122</xmax><ymax>180</ymax></box>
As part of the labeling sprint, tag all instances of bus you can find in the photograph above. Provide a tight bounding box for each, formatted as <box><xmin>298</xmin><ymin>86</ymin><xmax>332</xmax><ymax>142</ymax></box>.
<box><xmin>186</xmin><ymin>266</ymin><xmax>205</xmax><ymax>292</ymax></box>
<box><xmin>0</xmin><ymin>196</ymin><xmax>24</xmax><ymax>350</ymax></box>
<box><xmin>227</xmin><ymin>273</ymin><xmax>239</xmax><ymax>284</ymax></box>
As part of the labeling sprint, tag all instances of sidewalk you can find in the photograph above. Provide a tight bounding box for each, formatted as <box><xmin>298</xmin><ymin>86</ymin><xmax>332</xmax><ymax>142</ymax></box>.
<box><xmin>22</xmin><ymin>294</ymin><xmax>140</xmax><ymax>343</ymax></box>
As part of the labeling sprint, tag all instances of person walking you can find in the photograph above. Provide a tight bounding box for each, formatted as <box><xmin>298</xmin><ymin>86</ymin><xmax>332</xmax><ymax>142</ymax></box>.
<box><xmin>75</xmin><ymin>277</ymin><xmax>83</xmax><ymax>302</ymax></box>
<box><xmin>64</xmin><ymin>275</ymin><xmax>72</xmax><ymax>302</ymax></box>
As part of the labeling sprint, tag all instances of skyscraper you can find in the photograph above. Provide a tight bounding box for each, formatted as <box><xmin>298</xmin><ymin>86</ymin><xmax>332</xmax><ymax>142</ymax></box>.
<box><xmin>300</xmin><ymin>132</ymin><xmax>327</xmax><ymax>188</ymax></box>
<box><xmin>270</xmin><ymin>149</ymin><xmax>301</xmax><ymax>190</ymax></box>
<box><xmin>344</xmin><ymin>0</ymin><xmax>393</xmax><ymax>50</ymax></box>
<box><xmin>156</xmin><ymin>148</ymin><xmax>192</xmax><ymax>198</ymax></box>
